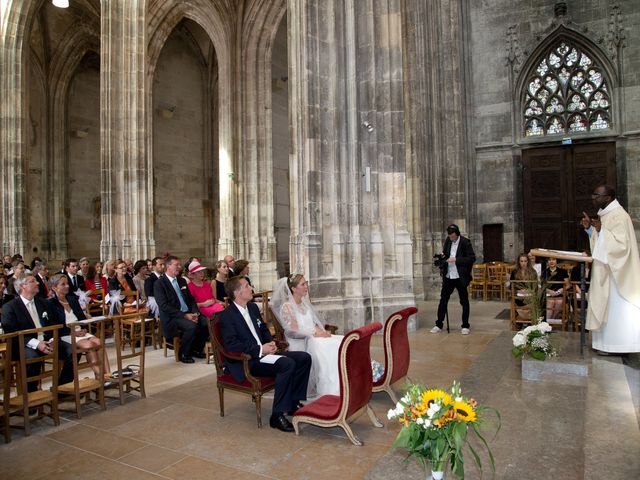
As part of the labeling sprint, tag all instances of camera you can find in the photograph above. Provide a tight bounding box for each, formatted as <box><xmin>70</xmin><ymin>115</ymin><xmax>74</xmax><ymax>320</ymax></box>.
<box><xmin>433</xmin><ymin>253</ymin><xmax>447</xmax><ymax>269</ymax></box>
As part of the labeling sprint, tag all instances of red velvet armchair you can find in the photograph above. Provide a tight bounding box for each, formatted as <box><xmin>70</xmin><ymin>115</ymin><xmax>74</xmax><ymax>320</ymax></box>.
<box><xmin>372</xmin><ymin>306</ymin><xmax>417</xmax><ymax>404</ymax></box>
<box><xmin>292</xmin><ymin>322</ymin><xmax>383</xmax><ymax>446</ymax></box>
<box><xmin>208</xmin><ymin>319</ymin><xmax>276</xmax><ymax>427</ymax></box>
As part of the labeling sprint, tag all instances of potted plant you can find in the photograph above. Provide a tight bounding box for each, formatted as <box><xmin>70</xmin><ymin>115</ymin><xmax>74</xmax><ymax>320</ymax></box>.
<box><xmin>388</xmin><ymin>381</ymin><xmax>500</xmax><ymax>479</ymax></box>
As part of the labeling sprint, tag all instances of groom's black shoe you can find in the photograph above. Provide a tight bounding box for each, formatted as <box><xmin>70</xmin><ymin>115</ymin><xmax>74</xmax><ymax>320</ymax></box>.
<box><xmin>287</xmin><ymin>401</ymin><xmax>304</xmax><ymax>416</ymax></box>
<box><xmin>270</xmin><ymin>413</ymin><xmax>294</xmax><ymax>432</ymax></box>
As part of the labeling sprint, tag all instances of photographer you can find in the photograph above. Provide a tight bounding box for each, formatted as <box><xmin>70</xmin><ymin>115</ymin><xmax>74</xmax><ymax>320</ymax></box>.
<box><xmin>431</xmin><ymin>224</ymin><xmax>476</xmax><ymax>335</ymax></box>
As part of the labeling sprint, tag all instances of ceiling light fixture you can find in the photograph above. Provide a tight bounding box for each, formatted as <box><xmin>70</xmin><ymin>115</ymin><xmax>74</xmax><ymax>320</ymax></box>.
<box><xmin>52</xmin><ymin>0</ymin><xmax>70</xmax><ymax>8</ymax></box>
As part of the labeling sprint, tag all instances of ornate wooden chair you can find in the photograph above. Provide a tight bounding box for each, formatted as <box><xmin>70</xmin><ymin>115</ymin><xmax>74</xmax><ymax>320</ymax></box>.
<box><xmin>10</xmin><ymin>325</ymin><xmax>62</xmax><ymax>436</ymax></box>
<box><xmin>372</xmin><ymin>307</ymin><xmax>417</xmax><ymax>404</ymax></box>
<box><xmin>208</xmin><ymin>317</ymin><xmax>276</xmax><ymax>427</ymax></box>
<box><xmin>292</xmin><ymin>322</ymin><xmax>383</xmax><ymax>446</ymax></box>
<box><xmin>57</xmin><ymin>318</ymin><xmax>107</xmax><ymax>418</ymax></box>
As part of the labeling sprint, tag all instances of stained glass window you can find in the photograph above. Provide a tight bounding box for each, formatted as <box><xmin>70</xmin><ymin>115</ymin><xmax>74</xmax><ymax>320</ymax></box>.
<box><xmin>523</xmin><ymin>40</ymin><xmax>611</xmax><ymax>137</ymax></box>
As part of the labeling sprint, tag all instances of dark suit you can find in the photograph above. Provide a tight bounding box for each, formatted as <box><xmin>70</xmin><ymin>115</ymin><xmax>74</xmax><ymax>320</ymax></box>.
<box><xmin>436</xmin><ymin>235</ymin><xmax>476</xmax><ymax>329</ymax></box>
<box><xmin>35</xmin><ymin>274</ymin><xmax>49</xmax><ymax>300</ymax></box>
<box><xmin>46</xmin><ymin>294</ymin><xmax>86</xmax><ymax>338</ymax></box>
<box><xmin>66</xmin><ymin>273</ymin><xmax>86</xmax><ymax>293</ymax></box>
<box><xmin>1</xmin><ymin>296</ymin><xmax>74</xmax><ymax>390</ymax></box>
<box><xmin>144</xmin><ymin>272</ymin><xmax>161</xmax><ymax>299</ymax></box>
<box><xmin>219</xmin><ymin>303</ymin><xmax>311</xmax><ymax>415</ymax></box>
<box><xmin>154</xmin><ymin>275</ymin><xmax>208</xmax><ymax>356</ymax></box>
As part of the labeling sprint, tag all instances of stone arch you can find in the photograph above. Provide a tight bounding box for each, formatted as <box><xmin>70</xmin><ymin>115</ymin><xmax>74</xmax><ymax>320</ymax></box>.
<box><xmin>237</xmin><ymin>0</ymin><xmax>286</xmax><ymax>288</ymax></box>
<box><xmin>0</xmin><ymin>0</ymin><xmax>42</xmax><ymax>254</ymax></box>
<box><xmin>515</xmin><ymin>25</ymin><xmax>619</xmax><ymax>141</ymax></box>
<box><xmin>48</xmin><ymin>26</ymin><xmax>100</xmax><ymax>258</ymax></box>
<box><xmin>147</xmin><ymin>0</ymin><xmax>235</xmax><ymax>260</ymax></box>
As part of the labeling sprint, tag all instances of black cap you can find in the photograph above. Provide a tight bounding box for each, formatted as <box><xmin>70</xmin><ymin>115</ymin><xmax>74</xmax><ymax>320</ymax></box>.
<box><xmin>446</xmin><ymin>224</ymin><xmax>460</xmax><ymax>235</ymax></box>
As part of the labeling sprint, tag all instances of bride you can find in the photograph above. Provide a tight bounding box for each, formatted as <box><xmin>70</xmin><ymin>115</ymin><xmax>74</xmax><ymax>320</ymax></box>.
<box><xmin>271</xmin><ymin>274</ymin><xmax>343</xmax><ymax>397</ymax></box>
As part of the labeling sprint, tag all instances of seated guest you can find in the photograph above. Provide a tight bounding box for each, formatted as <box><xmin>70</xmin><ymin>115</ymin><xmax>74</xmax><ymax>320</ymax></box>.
<box><xmin>234</xmin><ymin>259</ymin><xmax>252</xmax><ymax>286</ymax></box>
<box><xmin>507</xmin><ymin>253</ymin><xmax>538</xmax><ymax>306</ymax></box>
<box><xmin>154</xmin><ymin>255</ymin><xmax>208</xmax><ymax>363</ymax></box>
<box><xmin>124</xmin><ymin>258</ymin><xmax>134</xmax><ymax>277</ymax></box>
<box><xmin>7</xmin><ymin>261</ymin><xmax>26</xmax><ymax>295</ymax></box>
<box><xmin>220</xmin><ymin>276</ymin><xmax>311</xmax><ymax>432</ymax></box>
<box><xmin>183</xmin><ymin>257</ymin><xmax>199</xmax><ymax>284</ymax></box>
<box><xmin>84</xmin><ymin>264</ymin><xmax>108</xmax><ymax>301</ymax></box>
<box><xmin>527</xmin><ymin>251</ymin><xmax>542</xmax><ymax>278</ymax></box>
<box><xmin>224</xmin><ymin>255</ymin><xmax>237</xmax><ymax>277</ymax></box>
<box><xmin>79</xmin><ymin>257</ymin><xmax>90</xmax><ymax>280</ymax></box>
<box><xmin>132</xmin><ymin>260</ymin><xmax>149</xmax><ymax>302</ymax></box>
<box><xmin>144</xmin><ymin>257</ymin><xmax>165</xmax><ymax>301</ymax></box>
<box><xmin>47</xmin><ymin>274</ymin><xmax>111</xmax><ymax>383</ymax></box>
<box><xmin>542</xmin><ymin>257</ymin><xmax>568</xmax><ymax>320</ymax></box>
<box><xmin>1</xmin><ymin>274</ymin><xmax>74</xmax><ymax>391</ymax></box>
<box><xmin>214</xmin><ymin>260</ymin><xmax>229</xmax><ymax>303</ymax></box>
<box><xmin>109</xmin><ymin>261</ymin><xmax>139</xmax><ymax>312</ymax></box>
<box><xmin>187</xmin><ymin>261</ymin><xmax>224</xmax><ymax>319</ymax></box>
<box><xmin>33</xmin><ymin>261</ymin><xmax>51</xmax><ymax>300</ymax></box>
<box><xmin>3</xmin><ymin>255</ymin><xmax>13</xmax><ymax>275</ymax></box>
<box><xmin>64</xmin><ymin>258</ymin><xmax>86</xmax><ymax>293</ymax></box>
<box><xmin>103</xmin><ymin>260</ymin><xmax>116</xmax><ymax>281</ymax></box>
<box><xmin>0</xmin><ymin>274</ymin><xmax>15</xmax><ymax>307</ymax></box>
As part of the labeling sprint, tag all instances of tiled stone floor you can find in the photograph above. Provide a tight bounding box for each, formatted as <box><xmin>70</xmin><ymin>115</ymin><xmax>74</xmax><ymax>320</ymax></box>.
<box><xmin>1</xmin><ymin>300</ymin><xmax>638</xmax><ymax>479</ymax></box>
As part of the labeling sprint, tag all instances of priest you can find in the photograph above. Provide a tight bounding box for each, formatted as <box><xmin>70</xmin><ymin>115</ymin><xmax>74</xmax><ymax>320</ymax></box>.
<box><xmin>581</xmin><ymin>184</ymin><xmax>640</xmax><ymax>353</ymax></box>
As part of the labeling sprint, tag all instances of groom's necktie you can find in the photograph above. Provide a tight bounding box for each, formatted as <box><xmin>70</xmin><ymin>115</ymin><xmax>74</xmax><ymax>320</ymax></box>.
<box><xmin>171</xmin><ymin>278</ymin><xmax>189</xmax><ymax>312</ymax></box>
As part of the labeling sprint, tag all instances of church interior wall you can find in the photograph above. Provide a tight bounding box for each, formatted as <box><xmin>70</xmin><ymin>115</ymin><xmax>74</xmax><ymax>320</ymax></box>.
<box><xmin>468</xmin><ymin>0</ymin><xmax>640</xmax><ymax>256</ymax></box>
<box><xmin>66</xmin><ymin>54</ymin><xmax>101</xmax><ymax>260</ymax></box>
<box><xmin>152</xmin><ymin>24</ymin><xmax>211</xmax><ymax>263</ymax></box>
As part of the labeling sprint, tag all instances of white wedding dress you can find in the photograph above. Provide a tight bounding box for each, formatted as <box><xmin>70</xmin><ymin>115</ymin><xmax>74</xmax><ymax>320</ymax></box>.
<box><xmin>281</xmin><ymin>304</ymin><xmax>343</xmax><ymax>397</ymax></box>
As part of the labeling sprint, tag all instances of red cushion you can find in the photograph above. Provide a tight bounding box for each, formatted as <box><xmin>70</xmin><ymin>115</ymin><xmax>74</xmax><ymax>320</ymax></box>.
<box><xmin>295</xmin><ymin>395</ymin><xmax>341</xmax><ymax>420</ymax></box>
<box><xmin>218</xmin><ymin>373</ymin><xmax>276</xmax><ymax>389</ymax></box>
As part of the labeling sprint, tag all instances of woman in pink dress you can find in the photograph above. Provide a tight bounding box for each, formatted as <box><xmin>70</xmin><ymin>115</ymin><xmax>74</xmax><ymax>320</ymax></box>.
<box><xmin>187</xmin><ymin>261</ymin><xmax>224</xmax><ymax>318</ymax></box>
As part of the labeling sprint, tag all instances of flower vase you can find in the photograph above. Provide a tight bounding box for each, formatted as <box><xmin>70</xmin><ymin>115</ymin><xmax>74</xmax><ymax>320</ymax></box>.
<box><xmin>431</xmin><ymin>471</ymin><xmax>445</xmax><ymax>480</ymax></box>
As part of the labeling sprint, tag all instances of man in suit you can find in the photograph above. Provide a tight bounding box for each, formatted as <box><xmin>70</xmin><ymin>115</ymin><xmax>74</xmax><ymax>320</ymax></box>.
<box><xmin>64</xmin><ymin>258</ymin><xmax>85</xmax><ymax>293</ymax></box>
<box><xmin>144</xmin><ymin>256</ymin><xmax>165</xmax><ymax>300</ymax></box>
<box><xmin>33</xmin><ymin>261</ymin><xmax>50</xmax><ymax>299</ymax></box>
<box><xmin>431</xmin><ymin>224</ymin><xmax>476</xmax><ymax>335</ymax></box>
<box><xmin>224</xmin><ymin>255</ymin><xmax>237</xmax><ymax>277</ymax></box>
<box><xmin>219</xmin><ymin>276</ymin><xmax>311</xmax><ymax>432</ymax></box>
<box><xmin>1</xmin><ymin>274</ymin><xmax>74</xmax><ymax>391</ymax></box>
<box><xmin>154</xmin><ymin>255</ymin><xmax>208</xmax><ymax>363</ymax></box>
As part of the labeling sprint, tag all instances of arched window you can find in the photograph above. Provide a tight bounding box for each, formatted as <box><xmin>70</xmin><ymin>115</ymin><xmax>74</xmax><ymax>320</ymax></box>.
<box><xmin>523</xmin><ymin>39</ymin><xmax>610</xmax><ymax>137</ymax></box>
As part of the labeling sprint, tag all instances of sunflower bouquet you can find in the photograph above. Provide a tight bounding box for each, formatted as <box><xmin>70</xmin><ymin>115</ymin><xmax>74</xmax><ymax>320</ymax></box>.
<box><xmin>388</xmin><ymin>381</ymin><xmax>499</xmax><ymax>479</ymax></box>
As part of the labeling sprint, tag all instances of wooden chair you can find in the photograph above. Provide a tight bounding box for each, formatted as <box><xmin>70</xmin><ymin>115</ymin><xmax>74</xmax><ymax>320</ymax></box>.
<box><xmin>208</xmin><ymin>317</ymin><xmax>276</xmax><ymax>427</ymax></box>
<box><xmin>509</xmin><ymin>281</ymin><xmax>537</xmax><ymax>330</ymax></box>
<box><xmin>111</xmin><ymin>314</ymin><xmax>146</xmax><ymax>405</ymax></box>
<box><xmin>9</xmin><ymin>325</ymin><xmax>62</xmax><ymax>436</ymax></box>
<box><xmin>468</xmin><ymin>263</ymin><xmax>487</xmax><ymax>301</ymax></box>
<box><xmin>87</xmin><ymin>288</ymin><xmax>107</xmax><ymax>317</ymax></box>
<box><xmin>57</xmin><ymin>318</ymin><xmax>107</xmax><ymax>418</ymax></box>
<box><xmin>119</xmin><ymin>290</ymin><xmax>154</xmax><ymax>351</ymax></box>
<box><xmin>293</xmin><ymin>322</ymin><xmax>383</xmax><ymax>446</ymax></box>
<box><xmin>545</xmin><ymin>280</ymin><xmax>569</xmax><ymax>331</ymax></box>
<box><xmin>486</xmin><ymin>264</ymin><xmax>507</xmax><ymax>301</ymax></box>
<box><xmin>571</xmin><ymin>281</ymin><xmax>589</xmax><ymax>332</ymax></box>
<box><xmin>372</xmin><ymin>307</ymin><xmax>416</xmax><ymax>404</ymax></box>
<box><xmin>163</xmin><ymin>335</ymin><xmax>180</xmax><ymax>362</ymax></box>
<box><xmin>0</xmin><ymin>333</ymin><xmax>15</xmax><ymax>443</ymax></box>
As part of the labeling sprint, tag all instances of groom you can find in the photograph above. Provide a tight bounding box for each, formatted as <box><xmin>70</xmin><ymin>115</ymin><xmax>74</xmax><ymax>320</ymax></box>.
<box><xmin>219</xmin><ymin>276</ymin><xmax>311</xmax><ymax>432</ymax></box>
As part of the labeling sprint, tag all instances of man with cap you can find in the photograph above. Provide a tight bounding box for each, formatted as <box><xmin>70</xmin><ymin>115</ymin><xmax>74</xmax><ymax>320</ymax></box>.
<box><xmin>431</xmin><ymin>224</ymin><xmax>476</xmax><ymax>335</ymax></box>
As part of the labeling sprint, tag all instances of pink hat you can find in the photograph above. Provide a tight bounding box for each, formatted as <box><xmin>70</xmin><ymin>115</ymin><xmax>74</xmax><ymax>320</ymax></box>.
<box><xmin>188</xmin><ymin>261</ymin><xmax>207</xmax><ymax>274</ymax></box>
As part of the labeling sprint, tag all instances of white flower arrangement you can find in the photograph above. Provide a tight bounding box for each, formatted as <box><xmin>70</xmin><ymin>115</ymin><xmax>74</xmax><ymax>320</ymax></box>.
<box><xmin>512</xmin><ymin>321</ymin><xmax>556</xmax><ymax>361</ymax></box>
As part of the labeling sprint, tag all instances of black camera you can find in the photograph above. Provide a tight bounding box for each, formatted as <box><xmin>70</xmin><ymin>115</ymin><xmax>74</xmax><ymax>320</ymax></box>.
<box><xmin>433</xmin><ymin>253</ymin><xmax>447</xmax><ymax>269</ymax></box>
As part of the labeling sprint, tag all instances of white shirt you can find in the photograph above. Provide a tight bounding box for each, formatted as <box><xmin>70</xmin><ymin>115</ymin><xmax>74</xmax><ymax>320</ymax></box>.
<box><xmin>234</xmin><ymin>302</ymin><xmax>263</xmax><ymax>357</ymax></box>
<box><xmin>20</xmin><ymin>295</ymin><xmax>44</xmax><ymax>348</ymax></box>
<box><xmin>447</xmin><ymin>237</ymin><xmax>460</xmax><ymax>279</ymax></box>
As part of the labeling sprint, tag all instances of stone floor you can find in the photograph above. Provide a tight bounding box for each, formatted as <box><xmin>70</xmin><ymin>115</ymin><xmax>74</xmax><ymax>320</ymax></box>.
<box><xmin>1</xmin><ymin>300</ymin><xmax>639</xmax><ymax>479</ymax></box>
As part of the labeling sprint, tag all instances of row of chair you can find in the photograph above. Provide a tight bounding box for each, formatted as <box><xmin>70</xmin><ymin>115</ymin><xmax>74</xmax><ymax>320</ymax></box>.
<box><xmin>209</xmin><ymin>306</ymin><xmax>418</xmax><ymax>446</ymax></box>
<box><xmin>509</xmin><ymin>280</ymin><xmax>588</xmax><ymax>331</ymax></box>
<box><xmin>0</xmin><ymin>314</ymin><xmax>147</xmax><ymax>443</ymax></box>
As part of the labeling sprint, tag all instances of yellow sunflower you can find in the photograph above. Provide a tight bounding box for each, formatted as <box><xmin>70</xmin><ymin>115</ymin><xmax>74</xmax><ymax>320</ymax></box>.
<box><xmin>421</xmin><ymin>389</ymin><xmax>453</xmax><ymax>408</ymax></box>
<box><xmin>453</xmin><ymin>400</ymin><xmax>477</xmax><ymax>423</ymax></box>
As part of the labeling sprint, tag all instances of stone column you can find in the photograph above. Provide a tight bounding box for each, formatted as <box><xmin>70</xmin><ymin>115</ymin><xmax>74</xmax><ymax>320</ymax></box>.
<box><xmin>0</xmin><ymin>1</ymin><xmax>34</xmax><ymax>256</ymax></box>
<box><xmin>401</xmin><ymin>0</ymin><xmax>473</xmax><ymax>298</ymax></box>
<box><xmin>100</xmin><ymin>0</ymin><xmax>155</xmax><ymax>261</ymax></box>
<box><xmin>289</xmin><ymin>0</ymin><xmax>415</xmax><ymax>330</ymax></box>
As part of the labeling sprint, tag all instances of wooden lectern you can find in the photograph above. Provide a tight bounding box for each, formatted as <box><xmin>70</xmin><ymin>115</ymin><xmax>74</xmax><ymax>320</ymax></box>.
<box><xmin>530</xmin><ymin>248</ymin><xmax>592</xmax><ymax>355</ymax></box>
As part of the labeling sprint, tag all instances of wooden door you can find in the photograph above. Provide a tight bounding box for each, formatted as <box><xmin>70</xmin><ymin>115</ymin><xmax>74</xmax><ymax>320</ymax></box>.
<box><xmin>482</xmin><ymin>224</ymin><xmax>504</xmax><ymax>262</ymax></box>
<box><xmin>523</xmin><ymin>142</ymin><xmax>616</xmax><ymax>252</ymax></box>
